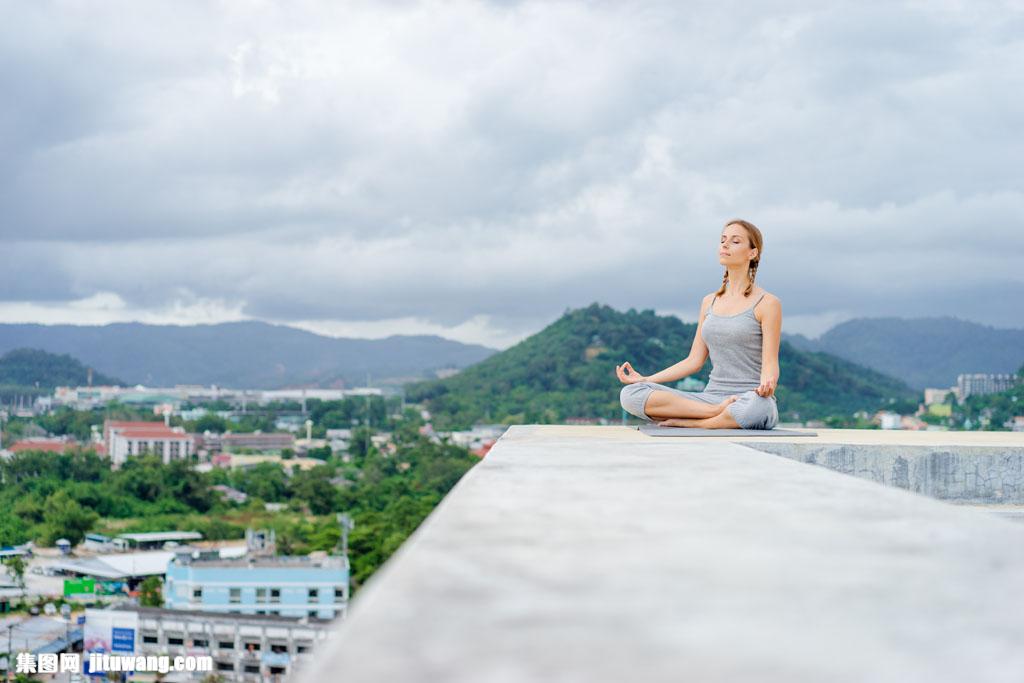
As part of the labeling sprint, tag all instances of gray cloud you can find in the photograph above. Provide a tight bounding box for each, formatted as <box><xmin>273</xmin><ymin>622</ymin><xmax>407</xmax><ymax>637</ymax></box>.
<box><xmin>1</xmin><ymin>0</ymin><xmax>1022</xmax><ymax>348</ymax></box>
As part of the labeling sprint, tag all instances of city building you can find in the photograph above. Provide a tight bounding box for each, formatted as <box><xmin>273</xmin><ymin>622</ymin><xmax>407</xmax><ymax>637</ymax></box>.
<box><xmin>85</xmin><ymin>605</ymin><xmax>333</xmax><ymax>682</ymax></box>
<box><xmin>212</xmin><ymin>484</ymin><xmax>249</xmax><ymax>504</ymax></box>
<box><xmin>165</xmin><ymin>554</ymin><xmax>349</xmax><ymax>619</ymax></box>
<box><xmin>204</xmin><ymin>453</ymin><xmax>325</xmax><ymax>472</ymax></box>
<box><xmin>198</xmin><ymin>432</ymin><xmax>295</xmax><ymax>452</ymax></box>
<box><xmin>49</xmin><ymin>551</ymin><xmax>176</xmax><ymax>590</ymax></box>
<box><xmin>0</xmin><ymin>615</ymin><xmax>82</xmax><ymax>675</ymax></box>
<box><xmin>923</xmin><ymin>387</ymin><xmax>955</xmax><ymax>405</ymax></box>
<box><xmin>104</xmin><ymin>420</ymin><xmax>195</xmax><ymax>467</ymax></box>
<box><xmin>117</xmin><ymin>531</ymin><xmax>204</xmax><ymax>551</ymax></box>
<box><xmin>874</xmin><ymin>411</ymin><xmax>903</xmax><ymax>430</ymax></box>
<box><xmin>5</xmin><ymin>437</ymin><xmax>80</xmax><ymax>455</ymax></box>
<box><xmin>956</xmin><ymin>373</ymin><xmax>1019</xmax><ymax>400</ymax></box>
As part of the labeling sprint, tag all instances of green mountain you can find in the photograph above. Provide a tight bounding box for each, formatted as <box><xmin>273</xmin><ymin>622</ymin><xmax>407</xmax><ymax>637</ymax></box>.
<box><xmin>783</xmin><ymin>317</ymin><xmax>1024</xmax><ymax>390</ymax></box>
<box><xmin>0</xmin><ymin>322</ymin><xmax>495</xmax><ymax>389</ymax></box>
<box><xmin>0</xmin><ymin>348</ymin><xmax>123</xmax><ymax>389</ymax></box>
<box><xmin>406</xmin><ymin>303</ymin><xmax>919</xmax><ymax>429</ymax></box>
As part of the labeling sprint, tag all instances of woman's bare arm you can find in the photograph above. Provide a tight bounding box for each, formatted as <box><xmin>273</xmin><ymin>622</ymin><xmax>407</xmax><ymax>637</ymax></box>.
<box><xmin>757</xmin><ymin>295</ymin><xmax>782</xmax><ymax>397</ymax></box>
<box><xmin>643</xmin><ymin>294</ymin><xmax>715</xmax><ymax>384</ymax></box>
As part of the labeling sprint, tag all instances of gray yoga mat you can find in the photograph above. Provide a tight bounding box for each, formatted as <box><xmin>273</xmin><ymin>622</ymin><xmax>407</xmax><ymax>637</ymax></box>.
<box><xmin>639</xmin><ymin>425</ymin><xmax>817</xmax><ymax>437</ymax></box>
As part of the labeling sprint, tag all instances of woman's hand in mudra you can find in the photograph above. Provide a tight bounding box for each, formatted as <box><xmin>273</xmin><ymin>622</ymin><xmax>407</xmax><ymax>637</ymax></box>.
<box><xmin>757</xmin><ymin>372</ymin><xmax>778</xmax><ymax>397</ymax></box>
<box><xmin>615</xmin><ymin>362</ymin><xmax>647</xmax><ymax>385</ymax></box>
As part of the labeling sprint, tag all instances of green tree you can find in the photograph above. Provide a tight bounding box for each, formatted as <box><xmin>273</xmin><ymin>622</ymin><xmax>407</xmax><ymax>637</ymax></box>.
<box><xmin>193</xmin><ymin>414</ymin><xmax>229</xmax><ymax>433</ymax></box>
<box><xmin>40</xmin><ymin>490</ymin><xmax>98</xmax><ymax>545</ymax></box>
<box><xmin>139</xmin><ymin>576</ymin><xmax>163</xmax><ymax>607</ymax></box>
<box><xmin>289</xmin><ymin>466</ymin><xmax>339</xmax><ymax>515</ymax></box>
<box><xmin>6</xmin><ymin>555</ymin><xmax>26</xmax><ymax>596</ymax></box>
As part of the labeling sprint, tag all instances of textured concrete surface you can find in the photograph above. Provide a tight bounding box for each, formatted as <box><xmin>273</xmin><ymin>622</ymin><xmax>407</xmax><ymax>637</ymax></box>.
<box><xmin>744</xmin><ymin>442</ymin><xmax>1024</xmax><ymax>503</ymax></box>
<box><xmin>297</xmin><ymin>426</ymin><xmax>1024</xmax><ymax>683</ymax></box>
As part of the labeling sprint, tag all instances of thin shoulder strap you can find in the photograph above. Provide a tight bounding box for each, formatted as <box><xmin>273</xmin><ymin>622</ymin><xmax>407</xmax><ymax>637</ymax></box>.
<box><xmin>751</xmin><ymin>293</ymin><xmax>766</xmax><ymax>310</ymax></box>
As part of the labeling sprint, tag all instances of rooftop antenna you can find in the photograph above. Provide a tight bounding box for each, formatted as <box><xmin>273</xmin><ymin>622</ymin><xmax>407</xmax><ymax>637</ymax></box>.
<box><xmin>336</xmin><ymin>513</ymin><xmax>354</xmax><ymax>559</ymax></box>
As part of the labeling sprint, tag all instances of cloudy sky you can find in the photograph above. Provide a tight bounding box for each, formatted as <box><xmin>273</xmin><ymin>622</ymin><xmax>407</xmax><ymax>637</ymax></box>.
<box><xmin>2</xmin><ymin>0</ymin><xmax>1022</xmax><ymax>349</ymax></box>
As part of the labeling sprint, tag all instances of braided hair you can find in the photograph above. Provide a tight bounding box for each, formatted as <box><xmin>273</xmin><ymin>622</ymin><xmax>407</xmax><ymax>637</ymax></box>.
<box><xmin>715</xmin><ymin>218</ymin><xmax>763</xmax><ymax>298</ymax></box>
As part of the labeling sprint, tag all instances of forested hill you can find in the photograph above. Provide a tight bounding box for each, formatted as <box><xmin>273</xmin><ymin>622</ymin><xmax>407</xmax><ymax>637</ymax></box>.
<box><xmin>783</xmin><ymin>316</ymin><xmax>1024</xmax><ymax>390</ymax></box>
<box><xmin>405</xmin><ymin>303</ymin><xmax>919</xmax><ymax>429</ymax></box>
<box><xmin>0</xmin><ymin>348</ymin><xmax>124</xmax><ymax>389</ymax></box>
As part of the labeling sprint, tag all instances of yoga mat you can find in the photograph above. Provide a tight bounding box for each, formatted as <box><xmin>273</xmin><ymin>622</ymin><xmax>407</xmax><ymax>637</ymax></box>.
<box><xmin>639</xmin><ymin>425</ymin><xmax>817</xmax><ymax>437</ymax></box>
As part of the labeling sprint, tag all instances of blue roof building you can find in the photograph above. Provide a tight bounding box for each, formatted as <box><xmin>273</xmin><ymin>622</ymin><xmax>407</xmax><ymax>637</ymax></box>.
<box><xmin>164</xmin><ymin>554</ymin><xmax>349</xmax><ymax>620</ymax></box>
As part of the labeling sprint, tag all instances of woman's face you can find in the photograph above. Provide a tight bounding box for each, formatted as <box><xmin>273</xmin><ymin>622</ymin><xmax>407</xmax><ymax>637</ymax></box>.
<box><xmin>718</xmin><ymin>223</ymin><xmax>757</xmax><ymax>266</ymax></box>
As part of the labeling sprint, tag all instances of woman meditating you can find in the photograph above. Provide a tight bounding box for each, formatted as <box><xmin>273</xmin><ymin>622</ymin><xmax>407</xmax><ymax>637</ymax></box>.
<box><xmin>617</xmin><ymin>219</ymin><xmax>781</xmax><ymax>430</ymax></box>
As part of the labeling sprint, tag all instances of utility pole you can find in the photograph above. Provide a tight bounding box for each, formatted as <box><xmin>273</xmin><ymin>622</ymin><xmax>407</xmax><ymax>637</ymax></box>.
<box><xmin>6</xmin><ymin>622</ymin><xmax>13</xmax><ymax>682</ymax></box>
<box><xmin>336</xmin><ymin>512</ymin><xmax>355</xmax><ymax>614</ymax></box>
<box><xmin>336</xmin><ymin>513</ymin><xmax>354</xmax><ymax>558</ymax></box>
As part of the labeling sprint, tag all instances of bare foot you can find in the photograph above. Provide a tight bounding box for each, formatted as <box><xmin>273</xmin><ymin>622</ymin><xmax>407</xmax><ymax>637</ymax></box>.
<box><xmin>717</xmin><ymin>395</ymin><xmax>739</xmax><ymax>412</ymax></box>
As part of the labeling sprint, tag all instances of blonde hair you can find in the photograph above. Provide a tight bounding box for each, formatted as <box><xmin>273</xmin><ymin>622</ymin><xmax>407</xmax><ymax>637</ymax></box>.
<box><xmin>715</xmin><ymin>218</ymin><xmax>763</xmax><ymax>297</ymax></box>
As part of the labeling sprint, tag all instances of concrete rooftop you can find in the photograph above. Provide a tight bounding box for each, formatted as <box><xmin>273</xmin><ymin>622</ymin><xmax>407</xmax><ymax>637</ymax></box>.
<box><xmin>298</xmin><ymin>426</ymin><xmax>1024</xmax><ymax>683</ymax></box>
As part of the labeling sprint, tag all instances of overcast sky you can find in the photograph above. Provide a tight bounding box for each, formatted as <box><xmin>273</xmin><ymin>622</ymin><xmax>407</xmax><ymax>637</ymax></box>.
<box><xmin>2</xmin><ymin>0</ymin><xmax>1022</xmax><ymax>349</ymax></box>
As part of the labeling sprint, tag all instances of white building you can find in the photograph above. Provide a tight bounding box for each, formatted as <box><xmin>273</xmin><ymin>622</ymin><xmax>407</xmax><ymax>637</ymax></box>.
<box><xmin>957</xmin><ymin>373</ymin><xmax>1019</xmax><ymax>400</ymax></box>
<box><xmin>923</xmin><ymin>388</ymin><xmax>955</xmax><ymax>405</ymax></box>
<box><xmin>105</xmin><ymin>420</ymin><xmax>195</xmax><ymax>467</ymax></box>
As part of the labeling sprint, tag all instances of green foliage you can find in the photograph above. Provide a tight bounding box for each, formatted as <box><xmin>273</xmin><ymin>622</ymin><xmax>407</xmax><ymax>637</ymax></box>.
<box><xmin>406</xmin><ymin>303</ymin><xmax>919</xmax><ymax>429</ymax></box>
<box><xmin>0</xmin><ymin>409</ymin><xmax>477</xmax><ymax>596</ymax></box>
<box><xmin>40</xmin><ymin>490</ymin><xmax>98</xmax><ymax>545</ymax></box>
<box><xmin>139</xmin><ymin>576</ymin><xmax>163</xmax><ymax>607</ymax></box>
<box><xmin>0</xmin><ymin>348</ymin><xmax>123</xmax><ymax>388</ymax></box>
<box><xmin>288</xmin><ymin>466</ymin><xmax>339</xmax><ymax>515</ymax></box>
<box><xmin>6</xmin><ymin>555</ymin><xmax>26</xmax><ymax>590</ymax></box>
<box><xmin>192</xmin><ymin>413</ymin><xmax>229</xmax><ymax>433</ymax></box>
<box><xmin>336</xmin><ymin>433</ymin><xmax>477</xmax><ymax>592</ymax></box>
<box><xmin>305</xmin><ymin>445</ymin><xmax>332</xmax><ymax>461</ymax></box>
<box><xmin>228</xmin><ymin>462</ymin><xmax>289</xmax><ymax>502</ymax></box>
<box><xmin>952</xmin><ymin>380</ymin><xmax>1024</xmax><ymax>430</ymax></box>
<box><xmin>307</xmin><ymin>396</ymin><xmax>388</xmax><ymax>428</ymax></box>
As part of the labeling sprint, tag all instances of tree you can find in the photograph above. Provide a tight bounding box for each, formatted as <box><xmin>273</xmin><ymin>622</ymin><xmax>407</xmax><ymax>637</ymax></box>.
<box><xmin>288</xmin><ymin>467</ymin><xmax>339</xmax><ymax>515</ymax></box>
<box><xmin>193</xmin><ymin>414</ymin><xmax>229</xmax><ymax>434</ymax></box>
<box><xmin>139</xmin><ymin>576</ymin><xmax>163</xmax><ymax>607</ymax></box>
<box><xmin>6</xmin><ymin>555</ymin><xmax>26</xmax><ymax>597</ymax></box>
<box><xmin>40</xmin><ymin>490</ymin><xmax>98</xmax><ymax>546</ymax></box>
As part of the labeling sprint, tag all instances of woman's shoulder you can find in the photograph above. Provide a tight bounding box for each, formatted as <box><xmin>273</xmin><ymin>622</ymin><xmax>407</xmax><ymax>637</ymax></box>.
<box><xmin>752</xmin><ymin>288</ymin><xmax>781</xmax><ymax>321</ymax></box>
<box><xmin>701</xmin><ymin>291</ymin><xmax>719</xmax><ymax>314</ymax></box>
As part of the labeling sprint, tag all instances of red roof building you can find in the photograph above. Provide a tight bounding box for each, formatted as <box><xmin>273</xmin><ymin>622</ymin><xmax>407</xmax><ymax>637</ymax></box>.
<box><xmin>9</xmin><ymin>439</ymin><xmax>77</xmax><ymax>454</ymax></box>
<box><xmin>104</xmin><ymin>419</ymin><xmax>194</xmax><ymax>468</ymax></box>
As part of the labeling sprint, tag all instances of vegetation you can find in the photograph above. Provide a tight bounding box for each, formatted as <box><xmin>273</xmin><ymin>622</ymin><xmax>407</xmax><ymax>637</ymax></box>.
<box><xmin>139</xmin><ymin>575</ymin><xmax>163</xmax><ymax>607</ymax></box>
<box><xmin>951</xmin><ymin>362</ymin><xmax>1024</xmax><ymax>430</ymax></box>
<box><xmin>407</xmin><ymin>303</ymin><xmax>920</xmax><ymax>429</ymax></box>
<box><xmin>0</xmin><ymin>347</ymin><xmax>122</xmax><ymax>388</ymax></box>
<box><xmin>0</xmin><ymin>403</ymin><xmax>479</xmax><ymax>595</ymax></box>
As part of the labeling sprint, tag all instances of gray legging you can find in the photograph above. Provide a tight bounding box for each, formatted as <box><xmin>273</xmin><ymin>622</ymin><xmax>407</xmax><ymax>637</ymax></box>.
<box><xmin>620</xmin><ymin>381</ymin><xmax>779</xmax><ymax>430</ymax></box>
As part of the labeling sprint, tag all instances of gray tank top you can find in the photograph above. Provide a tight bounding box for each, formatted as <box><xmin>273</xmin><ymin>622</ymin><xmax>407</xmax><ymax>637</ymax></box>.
<box><xmin>700</xmin><ymin>292</ymin><xmax>771</xmax><ymax>396</ymax></box>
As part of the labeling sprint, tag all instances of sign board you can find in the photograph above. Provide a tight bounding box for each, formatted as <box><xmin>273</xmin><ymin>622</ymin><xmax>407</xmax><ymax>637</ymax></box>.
<box><xmin>64</xmin><ymin>577</ymin><xmax>96</xmax><ymax>597</ymax></box>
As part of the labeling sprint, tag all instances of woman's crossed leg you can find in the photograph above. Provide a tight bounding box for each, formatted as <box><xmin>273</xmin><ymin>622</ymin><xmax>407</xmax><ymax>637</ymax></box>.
<box><xmin>644</xmin><ymin>391</ymin><xmax>741</xmax><ymax>428</ymax></box>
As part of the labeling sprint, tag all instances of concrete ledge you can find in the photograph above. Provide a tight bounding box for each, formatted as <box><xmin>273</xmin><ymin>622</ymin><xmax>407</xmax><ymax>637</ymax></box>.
<box><xmin>745</xmin><ymin>442</ymin><xmax>1024</xmax><ymax>503</ymax></box>
<box><xmin>297</xmin><ymin>426</ymin><xmax>1024</xmax><ymax>683</ymax></box>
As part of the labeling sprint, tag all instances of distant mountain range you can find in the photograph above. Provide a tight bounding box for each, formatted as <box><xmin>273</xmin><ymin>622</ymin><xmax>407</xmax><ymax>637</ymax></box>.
<box><xmin>782</xmin><ymin>316</ymin><xmax>1024</xmax><ymax>390</ymax></box>
<box><xmin>0</xmin><ymin>348</ymin><xmax>124</xmax><ymax>389</ymax></box>
<box><xmin>0</xmin><ymin>322</ymin><xmax>496</xmax><ymax>389</ymax></box>
<box><xmin>407</xmin><ymin>303</ymin><xmax>919</xmax><ymax>429</ymax></box>
<box><xmin>2</xmin><ymin>313</ymin><xmax>1017</xmax><ymax>395</ymax></box>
